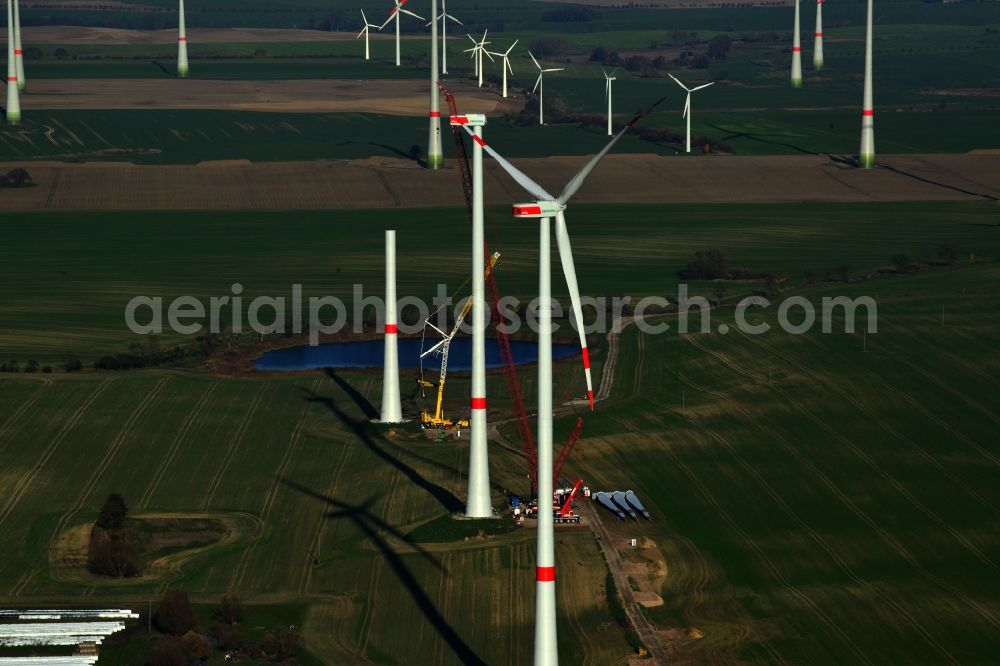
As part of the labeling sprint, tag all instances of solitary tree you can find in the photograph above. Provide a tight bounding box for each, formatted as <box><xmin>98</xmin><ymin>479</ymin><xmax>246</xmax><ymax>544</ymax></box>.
<box><xmin>217</xmin><ymin>592</ymin><xmax>243</xmax><ymax>625</ymax></box>
<box><xmin>263</xmin><ymin>625</ymin><xmax>302</xmax><ymax>660</ymax></box>
<box><xmin>96</xmin><ymin>493</ymin><xmax>128</xmax><ymax>529</ymax></box>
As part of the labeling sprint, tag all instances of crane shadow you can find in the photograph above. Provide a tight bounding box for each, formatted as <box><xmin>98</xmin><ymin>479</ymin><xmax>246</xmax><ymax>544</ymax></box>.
<box><xmin>279</xmin><ymin>480</ymin><xmax>485</xmax><ymax>666</ymax></box>
<box><xmin>299</xmin><ymin>386</ymin><xmax>463</xmax><ymax>514</ymax></box>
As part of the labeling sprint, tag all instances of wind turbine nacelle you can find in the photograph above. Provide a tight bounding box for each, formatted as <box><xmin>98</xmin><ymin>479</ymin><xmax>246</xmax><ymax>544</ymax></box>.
<box><xmin>450</xmin><ymin>114</ymin><xmax>486</xmax><ymax>127</ymax></box>
<box><xmin>512</xmin><ymin>201</ymin><xmax>562</xmax><ymax>219</ymax></box>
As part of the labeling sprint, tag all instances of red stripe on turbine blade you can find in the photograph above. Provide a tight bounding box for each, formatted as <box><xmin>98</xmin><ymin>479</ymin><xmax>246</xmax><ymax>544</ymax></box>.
<box><xmin>429</xmin><ymin>111</ymin><xmax>441</xmax><ymax>118</ymax></box>
<box><xmin>862</xmin><ymin>109</ymin><xmax>874</xmax><ymax>117</ymax></box>
<box><xmin>581</xmin><ymin>347</ymin><xmax>591</xmax><ymax>370</ymax></box>
<box><xmin>385</xmin><ymin>324</ymin><xmax>398</xmax><ymax>334</ymax></box>
<box><xmin>472</xmin><ymin>135</ymin><xmax>487</xmax><ymax>147</ymax></box>
<box><xmin>450</xmin><ymin>115</ymin><xmax>469</xmax><ymax>125</ymax></box>
<box><xmin>471</xmin><ymin>397</ymin><xmax>487</xmax><ymax>410</ymax></box>
<box><xmin>536</xmin><ymin>566</ymin><xmax>555</xmax><ymax>582</ymax></box>
<box><xmin>588</xmin><ymin>390</ymin><xmax>595</xmax><ymax>411</ymax></box>
<box><xmin>513</xmin><ymin>205</ymin><xmax>542</xmax><ymax>216</ymax></box>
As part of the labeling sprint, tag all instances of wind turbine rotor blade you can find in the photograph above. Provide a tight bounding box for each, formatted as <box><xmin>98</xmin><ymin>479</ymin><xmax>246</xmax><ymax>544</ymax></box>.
<box><xmin>554</xmin><ymin>212</ymin><xmax>595</xmax><ymax>410</ymax></box>
<box><xmin>361</xmin><ymin>8</ymin><xmax>369</xmax><ymax>23</ymax></box>
<box><xmin>532</xmin><ymin>73</ymin><xmax>542</xmax><ymax>93</ymax></box>
<box><xmin>668</xmin><ymin>72</ymin><xmax>690</xmax><ymax>92</ymax></box>
<box><xmin>692</xmin><ymin>82</ymin><xmax>715</xmax><ymax>92</ymax></box>
<box><xmin>459</xmin><ymin>125</ymin><xmax>555</xmax><ymax>200</ymax></box>
<box><xmin>506</xmin><ymin>58</ymin><xmax>514</xmax><ymax>74</ymax></box>
<box><xmin>400</xmin><ymin>9</ymin><xmax>424</xmax><ymax>19</ymax></box>
<box><xmin>611</xmin><ymin>68</ymin><xmax>618</xmax><ymax>77</ymax></box>
<box><xmin>505</xmin><ymin>39</ymin><xmax>519</xmax><ymax>55</ymax></box>
<box><xmin>446</xmin><ymin>14</ymin><xmax>462</xmax><ymax>24</ymax></box>
<box><xmin>482</xmin><ymin>49</ymin><xmax>495</xmax><ymax>62</ymax></box>
<box><xmin>557</xmin><ymin>94</ymin><xmax>670</xmax><ymax>204</ymax></box>
<box><xmin>467</xmin><ymin>33</ymin><xmax>477</xmax><ymax>44</ymax></box>
<box><xmin>529</xmin><ymin>50</ymin><xmax>541</xmax><ymax>70</ymax></box>
<box><xmin>357</xmin><ymin>26</ymin><xmax>367</xmax><ymax>39</ymax></box>
<box><xmin>683</xmin><ymin>94</ymin><xmax>690</xmax><ymax>118</ymax></box>
<box><xmin>544</xmin><ymin>68</ymin><xmax>564</xmax><ymax>73</ymax></box>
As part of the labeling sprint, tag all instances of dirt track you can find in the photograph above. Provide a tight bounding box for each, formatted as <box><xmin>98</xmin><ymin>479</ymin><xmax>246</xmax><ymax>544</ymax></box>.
<box><xmin>10</xmin><ymin>26</ymin><xmax>400</xmax><ymax>45</ymax></box>
<box><xmin>2</xmin><ymin>153</ymin><xmax>998</xmax><ymax>211</ymax></box>
<box><xmin>14</xmin><ymin>79</ymin><xmax>514</xmax><ymax>115</ymax></box>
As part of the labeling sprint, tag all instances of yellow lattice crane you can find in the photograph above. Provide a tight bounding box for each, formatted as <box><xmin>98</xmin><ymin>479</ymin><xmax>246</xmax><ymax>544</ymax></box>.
<box><xmin>419</xmin><ymin>252</ymin><xmax>500</xmax><ymax>430</ymax></box>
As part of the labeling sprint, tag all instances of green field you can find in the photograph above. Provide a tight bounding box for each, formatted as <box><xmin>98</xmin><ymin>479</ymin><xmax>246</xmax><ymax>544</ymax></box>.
<box><xmin>0</xmin><ymin>201</ymin><xmax>999</xmax><ymax>663</ymax></box>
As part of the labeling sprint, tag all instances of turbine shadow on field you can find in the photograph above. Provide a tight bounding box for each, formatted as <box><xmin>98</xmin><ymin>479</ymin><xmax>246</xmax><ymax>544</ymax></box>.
<box><xmin>280</xmin><ymin>480</ymin><xmax>486</xmax><ymax>666</ymax></box>
<box><xmin>300</xmin><ymin>386</ymin><xmax>463</xmax><ymax>513</ymax></box>
<box><xmin>150</xmin><ymin>60</ymin><xmax>173</xmax><ymax>77</ymax></box>
<box><xmin>369</xmin><ymin>142</ymin><xmax>426</xmax><ymax>167</ymax></box>
<box><xmin>326</xmin><ymin>368</ymin><xmax>379</xmax><ymax>420</ymax></box>
<box><xmin>707</xmin><ymin>122</ymin><xmax>817</xmax><ymax>155</ymax></box>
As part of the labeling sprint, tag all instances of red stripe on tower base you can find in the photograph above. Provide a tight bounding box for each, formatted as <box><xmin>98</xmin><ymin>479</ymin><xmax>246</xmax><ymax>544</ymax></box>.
<box><xmin>815</xmin><ymin>32</ymin><xmax>823</xmax><ymax>37</ymax></box>
<box><xmin>471</xmin><ymin>397</ymin><xmax>487</xmax><ymax>410</ymax></box>
<box><xmin>385</xmin><ymin>324</ymin><xmax>398</xmax><ymax>334</ymax></box>
<box><xmin>581</xmin><ymin>347</ymin><xmax>591</xmax><ymax>370</ymax></box>
<box><xmin>792</xmin><ymin>47</ymin><xmax>801</xmax><ymax>52</ymax></box>
<box><xmin>536</xmin><ymin>566</ymin><xmax>555</xmax><ymax>582</ymax></box>
<box><xmin>14</xmin><ymin>50</ymin><xmax>22</xmax><ymax>55</ymax></box>
<box><xmin>429</xmin><ymin>111</ymin><xmax>441</xmax><ymax>118</ymax></box>
<box><xmin>862</xmin><ymin>109</ymin><xmax>874</xmax><ymax>117</ymax></box>
<box><xmin>6</xmin><ymin>77</ymin><xmax>16</xmax><ymax>82</ymax></box>
<box><xmin>179</xmin><ymin>37</ymin><xmax>188</xmax><ymax>42</ymax></box>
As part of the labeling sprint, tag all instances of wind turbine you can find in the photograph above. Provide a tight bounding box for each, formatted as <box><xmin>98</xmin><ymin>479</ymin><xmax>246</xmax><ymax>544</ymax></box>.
<box><xmin>13</xmin><ymin>0</ymin><xmax>24</xmax><ymax>92</ymax></box>
<box><xmin>5</xmin><ymin>0</ymin><xmax>20</xmax><ymax>124</ymax></box>
<box><xmin>791</xmin><ymin>0</ymin><xmax>802</xmax><ymax>87</ymax></box>
<box><xmin>456</xmin><ymin>97</ymin><xmax>665</xmax><ymax>665</ymax></box>
<box><xmin>427</xmin><ymin>0</ymin><xmax>462</xmax><ymax>75</ymax></box>
<box><xmin>177</xmin><ymin>0</ymin><xmax>189</xmax><ymax>78</ymax></box>
<box><xmin>529</xmin><ymin>51</ymin><xmax>563</xmax><ymax>126</ymax></box>
<box><xmin>487</xmin><ymin>40</ymin><xmax>518</xmax><ymax>98</ymax></box>
<box><xmin>426</xmin><ymin>0</ymin><xmax>443</xmax><ymax>168</ymax></box>
<box><xmin>668</xmin><ymin>73</ymin><xmax>715</xmax><ymax>154</ymax></box>
<box><xmin>357</xmin><ymin>10</ymin><xmax>380</xmax><ymax>61</ymax></box>
<box><xmin>859</xmin><ymin>0</ymin><xmax>875</xmax><ymax>168</ymax></box>
<box><xmin>463</xmin><ymin>31</ymin><xmax>493</xmax><ymax>87</ymax></box>
<box><xmin>380</xmin><ymin>0</ymin><xmax>424</xmax><ymax>68</ymax></box>
<box><xmin>814</xmin><ymin>0</ymin><xmax>825</xmax><ymax>70</ymax></box>
<box><xmin>603</xmin><ymin>68</ymin><xmax>617</xmax><ymax>136</ymax></box>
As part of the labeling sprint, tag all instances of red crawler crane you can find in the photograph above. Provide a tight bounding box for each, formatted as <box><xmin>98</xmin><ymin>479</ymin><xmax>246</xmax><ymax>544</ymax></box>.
<box><xmin>438</xmin><ymin>83</ymin><xmax>583</xmax><ymax>495</ymax></box>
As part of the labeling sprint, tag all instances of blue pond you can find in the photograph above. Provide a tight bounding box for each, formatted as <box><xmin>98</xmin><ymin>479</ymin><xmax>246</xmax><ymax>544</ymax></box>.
<box><xmin>254</xmin><ymin>337</ymin><xmax>579</xmax><ymax>372</ymax></box>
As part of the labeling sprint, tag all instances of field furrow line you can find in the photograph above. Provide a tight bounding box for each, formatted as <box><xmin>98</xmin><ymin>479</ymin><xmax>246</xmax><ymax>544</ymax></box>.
<box><xmin>201</xmin><ymin>384</ymin><xmax>267</xmax><ymax>511</ymax></box>
<box><xmin>0</xmin><ymin>382</ymin><xmax>51</xmax><ymax>458</ymax></box>
<box><xmin>48</xmin><ymin>377</ymin><xmax>169</xmax><ymax>549</ymax></box>
<box><xmin>648</xmin><ymin>422</ymin><xmax>874</xmax><ymax>666</ymax></box>
<box><xmin>670</xmin><ymin>368</ymin><xmax>960</xmax><ymax>665</ymax></box>
<box><xmin>794</xmin><ymin>331</ymin><xmax>1000</xmax><ymax>467</ymax></box>
<box><xmin>682</xmin><ymin>337</ymin><xmax>1000</xmax><ymax>632</ymax></box>
<box><xmin>140</xmin><ymin>381</ymin><xmax>218</xmax><ymax>509</ymax></box>
<box><xmin>729</xmin><ymin>334</ymin><xmax>1000</xmax><ymax>571</ymax></box>
<box><xmin>703</xmin><ymin>333</ymin><xmax>997</xmax><ymax>511</ymax></box>
<box><xmin>297</xmin><ymin>440</ymin><xmax>352</xmax><ymax>595</ymax></box>
<box><xmin>230</xmin><ymin>379</ymin><xmax>319</xmax><ymax>592</ymax></box>
<box><xmin>0</xmin><ymin>378</ymin><xmax>114</xmax><ymax>530</ymax></box>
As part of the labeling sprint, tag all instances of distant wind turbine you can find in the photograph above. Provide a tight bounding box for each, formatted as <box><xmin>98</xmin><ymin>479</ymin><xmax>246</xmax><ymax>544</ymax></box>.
<box><xmin>380</xmin><ymin>0</ymin><xmax>424</xmax><ymax>68</ymax></box>
<box><xmin>486</xmin><ymin>41</ymin><xmax>518</xmax><ymax>98</ymax></box>
<box><xmin>859</xmin><ymin>0</ymin><xmax>875</xmax><ymax>168</ymax></box>
<box><xmin>427</xmin><ymin>0</ymin><xmax>462</xmax><ymax>75</ymax></box>
<box><xmin>357</xmin><ymin>10</ymin><xmax>381</xmax><ymax>61</ymax></box>
<box><xmin>603</xmin><ymin>68</ymin><xmax>617</xmax><ymax>136</ymax></box>
<box><xmin>177</xmin><ymin>0</ymin><xmax>189</xmax><ymax>78</ymax></box>
<box><xmin>13</xmin><ymin>0</ymin><xmax>24</xmax><ymax>92</ymax></box>
<box><xmin>529</xmin><ymin>51</ymin><xmax>563</xmax><ymax>126</ymax></box>
<box><xmin>791</xmin><ymin>0</ymin><xmax>802</xmax><ymax>87</ymax></box>
<box><xmin>463</xmin><ymin>31</ymin><xmax>493</xmax><ymax>87</ymax></box>
<box><xmin>814</xmin><ymin>0</ymin><xmax>825</xmax><ymax>69</ymax></box>
<box><xmin>5</xmin><ymin>0</ymin><xmax>21</xmax><ymax>124</ymax></box>
<box><xmin>669</xmin><ymin>73</ymin><xmax>715</xmax><ymax>154</ymax></box>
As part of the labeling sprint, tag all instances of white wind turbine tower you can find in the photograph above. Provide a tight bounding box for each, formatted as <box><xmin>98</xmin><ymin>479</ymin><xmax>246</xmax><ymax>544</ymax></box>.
<box><xmin>529</xmin><ymin>51</ymin><xmax>563</xmax><ymax>126</ymax></box>
<box><xmin>791</xmin><ymin>0</ymin><xmax>802</xmax><ymax>87</ymax></box>
<box><xmin>380</xmin><ymin>0</ymin><xmax>424</xmax><ymax>68</ymax></box>
<box><xmin>487</xmin><ymin>40</ymin><xmax>518</xmax><ymax>98</ymax></box>
<box><xmin>426</xmin><ymin>0</ymin><xmax>443</xmax><ymax>169</ymax></box>
<box><xmin>603</xmin><ymin>68</ymin><xmax>617</xmax><ymax>136</ymax></box>
<box><xmin>457</xmin><ymin>98</ymin><xmax>665</xmax><ymax>664</ymax></box>
<box><xmin>814</xmin><ymin>0</ymin><xmax>825</xmax><ymax>70</ymax></box>
<box><xmin>859</xmin><ymin>0</ymin><xmax>875</xmax><ymax>168</ymax></box>
<box><xmin>668</xmin><ymin>73</ymin><xmax>714</xmax><ymax>154</ymax></box>
<box><xmin>357</xmin><ymin>10</ymin><xmax>380</xmax><ymax>61</ymax></box>
<box><xmin>13</xmin><ymin>0</ymin><xmax>24</xmax><ymax>92</ymax></box>
<box><xmin>464</xmin><ymin>31</ymin><xmax>493</xmax><ymax>87</ymax></box>
<box><xmin>428</xmin><ymin>0</ymin><xmax>461</xmax><ymax>75</ymax></box>
<box><xmin>5</xmin><ymin>0</ymin><xmax>20</xmax><ymax>124</ymax></box>
<box><xmin>380</xmin><ymin>230</ymin><xmax>404</xmax><ymax>423</ymax></box>
<box><xmin>448</xmin><ymin>112</ymin><xmax>492</xmax><ymax>517</ymax></box>
<box><xmin>177</xmin><ymin>0</ymin><xmax>189</xmax><ymax>78</ymax></box>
